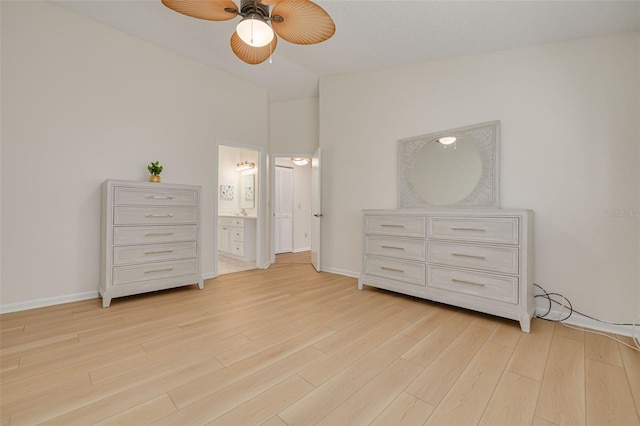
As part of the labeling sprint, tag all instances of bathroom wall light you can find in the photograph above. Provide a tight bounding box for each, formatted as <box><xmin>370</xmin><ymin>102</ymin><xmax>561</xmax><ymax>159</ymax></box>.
<box><xmin>291</xmin><ymin>157</ymin><xmax>310</xmax><ymax>166</ymax></box>
<box><xmin>236</xmin><ymin>161</ymin><xmax>255</xmax><ymax>172</ymax></box>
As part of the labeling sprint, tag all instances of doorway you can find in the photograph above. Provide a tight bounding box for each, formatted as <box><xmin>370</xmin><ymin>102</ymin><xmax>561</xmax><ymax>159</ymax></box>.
<box><xmin>272</xmin><ymin>156</ymin><xmax>313</xmax><ymax>265</ymax></box>
<box><xmin>216</xmin><ymin>142</ymin><xmax>265</xmax><ymax>275</ymax></box>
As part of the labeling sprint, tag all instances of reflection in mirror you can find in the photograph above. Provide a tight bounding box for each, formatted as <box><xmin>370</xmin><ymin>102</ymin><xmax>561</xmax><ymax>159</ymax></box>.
<box><xmin>240</xmin><ymin>174</ymin><xmax>255</xmax><ymax>209</ymax></box>
<box><xmin>398</xmin><ymin>121</ymin><xmax>500</xmax><ymax>208</ymax></box>
<box><xmin>413</xmin><ymin>136</ymin><xmax>482</xmax><ymax>206</ymax></box>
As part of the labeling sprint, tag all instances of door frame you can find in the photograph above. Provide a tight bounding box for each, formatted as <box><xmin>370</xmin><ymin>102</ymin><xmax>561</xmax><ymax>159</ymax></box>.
<box><xmin>214</xmin><ymin>139</ymin><xmax>267</xmax><ymax>277</ymax></box>
<box><xmin>269</xmin><ymin>153</ymin><xmax>313</xmax><ymax>265</ymax></box>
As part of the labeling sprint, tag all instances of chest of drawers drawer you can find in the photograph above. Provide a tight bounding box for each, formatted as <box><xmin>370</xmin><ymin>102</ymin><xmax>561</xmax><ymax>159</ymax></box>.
<box><xmin>428</xmin><ymin>217</ymin><xmax>518</xmax><ymax>244</ymax></box>
<box><xmin>112</xmin><ymin>259</ymin><xmax>199</xmax><ymax>286</ymax></box>
<box><xmin>427</xmin><ymin>265</ymin><xmax>518</xmax><ymax>304</ymax></box>
<box><xmin>114</xmin><ymin>206</ymin><xmax>198</xmax><ymax>225</ymax></box>
<box><xmin>364</xmin><ymin>255</ymin><xmax>425</xmax><ymax>286</ymax></box>
<box><xmin>428</xmin><ymin>241</ymin><xmax>519</xmax><ymax>274</ymax></box>
<box><xmin>113</xmin><ymin>242</ymin><xmax>197</xmax><ymax>265</ymax></box>
<box><xmin>114</xmin><ymin>187</ymin><xmax>198</xmax><ymax>206</ymax></box>
<box><xmin>364</xmin><ymin>235</ymin><xmax>425</xmax><ymax>261</ymax></box>
<box><xmin>113</xmin><ymin>225</ymin><xmax>197</xmax><ymax>245</ymax></box>
<box><xmin>365</xmin><ymin>216</ymin><xmax>425</xmax><ymax>237</ymax></box>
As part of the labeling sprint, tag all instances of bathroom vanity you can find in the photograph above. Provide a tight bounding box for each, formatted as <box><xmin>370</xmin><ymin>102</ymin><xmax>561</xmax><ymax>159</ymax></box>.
<box><xmin>218</xmin><ymin>215</ymin><xmax>256</xmax><ymax>262</ymax></box>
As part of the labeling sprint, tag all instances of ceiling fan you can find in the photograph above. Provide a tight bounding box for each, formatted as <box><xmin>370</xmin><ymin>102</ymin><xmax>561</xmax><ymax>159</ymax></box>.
<box><xmin>161</xmin><ymin>0</ymin><xmax>336</xmax><ymax>65</ymax></box>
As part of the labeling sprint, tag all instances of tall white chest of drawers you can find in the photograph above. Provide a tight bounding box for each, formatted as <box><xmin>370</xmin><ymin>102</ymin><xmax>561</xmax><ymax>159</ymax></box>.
<box><xmin>359</xmin><ymin>209</ymin><xmax>534</xmax><ymax>332</ymax></box>
<box><xmin>100</xmin><ymin>180</ymin><xmax>203</xmax><ymax>307</ymax></box>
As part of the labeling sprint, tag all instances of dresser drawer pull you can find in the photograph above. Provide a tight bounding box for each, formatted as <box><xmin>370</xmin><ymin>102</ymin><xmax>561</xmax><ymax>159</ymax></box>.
<box><xmin>380</xmin><ymin>266</ymin><xmax>404</xmax><ymax>273</ymax></box>
<box><xmin>145</xmin><ymin>214</ymin><xmax>174</xmax><ymax>218</ymax></box>
<box><xmin>450</xmin><ymin>227</ymin><xmax>486</xmax><ymax>232</ymax></box>
<box><xmin>144</xmin><ymin>232</ymin><xmax>174</xmax><ymax>236</ymax></box>
<box><xmin>144</xmin><ymin>268</ymin><xmax>174</xmax><ymax>274</ymax></box>
<box><xmin>451</xmin><ymin>278</ymin><xmax>485</xmax><ymax>287</ymax></box>
<box><xmin>145</xmin><ymin>195</ymin><xmax>174</xmax><ymax>200</ymax></box>
<box><xmin>144</xmin><ymin>250</ymin><xmax>174</xmax><ymax>255</ymax></box>
<box><xmin>452</xmin><ymin>253</ymin><xmax>486</xmax><ymax>260</ymax></box>
<box><xmin>381</xmin><ymin>245</ymin><xmax>405</xmax><ymax>250</ymax></box>
<box><xmin>381</xmin><ymin>224</ymin><xmax>405</xmax><ymax>228</ymax></box>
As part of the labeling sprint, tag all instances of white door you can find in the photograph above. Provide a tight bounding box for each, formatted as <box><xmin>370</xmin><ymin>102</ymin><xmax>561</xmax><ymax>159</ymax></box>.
<box><xmin>311</xmin><ymin>148</ymin><xmax>321</xmax><ymax>271</ymax></box>
<box><xmin>275</xmin><ymin>166</ymin><xmax>293</xmax><ymax>254</ymax></box>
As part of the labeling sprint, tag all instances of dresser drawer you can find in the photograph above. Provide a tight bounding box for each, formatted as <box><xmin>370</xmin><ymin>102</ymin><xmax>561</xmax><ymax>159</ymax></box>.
<box><xmin>428</xmin><ymin>241</ymin><xmax>519</xmax><ymax>274</ymax></box>
<box><xmin>365</xmin><ymin>216</ymin><xmax>425</xmax><ymax>238</ymax></box>
<box><xmin>114</xmin><ymin>207</ymin><xmax>198</xmax><ymax>225</ymax></box>
<box><xmin>427</xmin><ymin>266</ymin><xmax>518</xmax><ymax>304</ymax></box>
<box><xmin>112</xmin><ymin>259</ymin><xmax>198</xmax><ymax>286</ymax></box>
<box><xmin>428</xmin><ymin>217</ymin><xmax>519</xmax><ymax>244</ymax></box>
<box><xmin>233</xmin><ymin>227</ymin><xmax>245</xmax><ymax>242</ymax></box>
<box><xmin>113</xmin><ymin>225</ymin><xmax>197</xmax><ymax>245</ymax></box>
<box><xmin>114</xmin><ymin>187</ymin><xmax>198</xmax><ymax>206</ymax></box>
<box><xmin>365</xmin><ymin>235</ymin><xmax>425</xmax><ymax>261</ymax></box>
<box><xmin>364</xmin><ymin>255</ymin><xmax>425</xmax><ymax>286</ymax></box>
<box><xmin>113</xmin><ymin>242</ymin><xmax>197</xmax><ymax>265</ymax></box>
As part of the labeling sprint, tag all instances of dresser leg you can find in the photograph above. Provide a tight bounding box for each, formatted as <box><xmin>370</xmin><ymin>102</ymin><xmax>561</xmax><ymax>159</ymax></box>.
<box><xmin>198</xmin><ymin>279</ymin><xmax>204</xmax><ymax>290</ymax></box>
<box><xmin>102</xmin><ymin>296</ymin><xmax>111</xmax><ymax>308</ymax></box>
<box><xmin>519</xmin><ymin>316</ymin><xmax>531</xmax><ymax>333</ymax></box>
<box><xmin>358</xmin><ymin>279</ymin><xmax>364</xmax><ymax>290</ymax></box>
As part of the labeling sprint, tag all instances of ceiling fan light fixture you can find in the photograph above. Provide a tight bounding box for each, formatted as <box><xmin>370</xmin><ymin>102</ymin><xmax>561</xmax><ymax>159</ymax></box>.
<box><xmin>236</xmin><ymin>13</ymin><xmax>274</xmax><ymax>47</ymax></box>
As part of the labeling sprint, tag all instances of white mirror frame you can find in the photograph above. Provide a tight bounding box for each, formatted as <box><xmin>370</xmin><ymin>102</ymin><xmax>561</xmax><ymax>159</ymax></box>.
<box><xmin>398</xmin><ymin>120</ymin><xmax>500</xmax><ymax>208</ymax></box>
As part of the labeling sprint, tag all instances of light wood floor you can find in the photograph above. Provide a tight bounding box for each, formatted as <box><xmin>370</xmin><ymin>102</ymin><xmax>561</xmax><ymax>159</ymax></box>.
<box><xmin>1</xmin><ymin>265</ymin><xmax>639</xmax><ymax>425</ymax></box>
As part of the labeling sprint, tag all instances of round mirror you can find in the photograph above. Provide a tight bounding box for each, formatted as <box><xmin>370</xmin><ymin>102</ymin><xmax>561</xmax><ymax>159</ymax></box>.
<box><xmin>398</xmin><ymin>121</ymin><xmax>500</xmax><ymax>208</ymax></box>
<box><xmin>412</xmin><ymin>137</ymin><xmax>482</xmax><ymax>205</ymax></box>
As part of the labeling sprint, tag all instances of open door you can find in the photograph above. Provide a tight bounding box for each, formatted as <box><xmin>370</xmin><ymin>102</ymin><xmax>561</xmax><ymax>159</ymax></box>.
<box><xmin>310</xmin><ymin>148</ymin><xmax>322</xmax><ymax>271</ymax></box>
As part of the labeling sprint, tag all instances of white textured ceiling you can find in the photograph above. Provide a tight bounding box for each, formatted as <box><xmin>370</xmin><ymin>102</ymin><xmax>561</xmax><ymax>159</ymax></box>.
<box><xmin>53</xmin><ymin>0</ymin><xmax>640</xmax><ymax>102</ymax></box>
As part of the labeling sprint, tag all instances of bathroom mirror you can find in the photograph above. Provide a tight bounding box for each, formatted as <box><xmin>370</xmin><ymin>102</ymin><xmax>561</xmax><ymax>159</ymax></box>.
<box><xmin>240</xmin><ymin>174</ymin><xmax>255</xmax><ymax>209</ymax></box>
<box><xmin>398</xmin><ymin>121</ymin><xmax>500</xmax><ymax>208</ymax></box>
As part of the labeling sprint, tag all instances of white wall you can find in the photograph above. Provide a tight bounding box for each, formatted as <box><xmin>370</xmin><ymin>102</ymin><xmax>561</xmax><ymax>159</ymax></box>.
<box><xmin>1</xmin><ymin>2</ymin><xmax>268</xmax><ymax>310</ymax></box>
<box><xmin>270</xmin><ymin>98</ymin><xmax>319</xmax><ymax>155</ymax></box>
<box><xmin>320</xmin><ymin>32</ymin><xmax>640</xmax><ymax>323</ymax></box>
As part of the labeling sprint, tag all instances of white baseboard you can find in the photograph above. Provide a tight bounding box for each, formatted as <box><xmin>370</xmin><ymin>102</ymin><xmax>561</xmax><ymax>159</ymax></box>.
<box><xmin>293</xmin><ymin>247</ymin><xmax>311</xmax><ymax>253</ymax></box>
<box><xmin>535</xmin><ymin>306</ymin><xmax>638</xmax><ymax>338</ymax></box>
<box><xmin>1</xmin><ymin>291</ymin><xmax>99</xmax><ymax>314</ymax></box>
<box><xmin>201</xmin><ymin>272</ymin><xmax>216</xmax><ymax>280</ymax></box>
<box><xmin>319</xmin><ymin>266</ymin><xmax>360</xmax><ymax>279</ymax></box>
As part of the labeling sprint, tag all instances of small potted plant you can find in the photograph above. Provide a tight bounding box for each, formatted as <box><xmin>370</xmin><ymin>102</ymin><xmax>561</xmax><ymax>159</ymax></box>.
<box><xmin>147</xmin><ymin>161</ymin><xmax>163</xmax><ymax>182</ymax></box>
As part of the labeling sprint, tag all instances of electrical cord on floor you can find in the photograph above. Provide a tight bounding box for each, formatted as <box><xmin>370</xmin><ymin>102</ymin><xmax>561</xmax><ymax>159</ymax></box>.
<box><xmin>534</xmin><ymin>283</ymin><xmax>640</xmax><ymax>352</ymax></box>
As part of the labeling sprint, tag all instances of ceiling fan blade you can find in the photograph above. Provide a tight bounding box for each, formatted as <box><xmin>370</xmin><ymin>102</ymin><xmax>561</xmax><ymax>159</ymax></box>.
<box><xmin>271</xmin><ymin>0</ymin><xmax>335</xmax><ymax>45</ymax></box>
<box><xmin>259</xmin><ymin>0</ymin><xmax>283</xmax><ymax>5</ymax></box>
<box><xmin>161</xmin><ymin>0</ymin><xmax>238</xmax><ymax>21</ymax></box>
<box><xmin>230</xmin><ymin>31</ymin><xmax>278</xmax><ymax>64</ymax></box>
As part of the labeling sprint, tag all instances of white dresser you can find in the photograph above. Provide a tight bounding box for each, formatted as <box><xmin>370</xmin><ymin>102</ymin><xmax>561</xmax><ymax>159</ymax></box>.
<box><xmin>100</xmin><ymin>180</ymin><xmax>203</xmax><ymax>307</ymax></box>
<box><xmin>218</xmin><ymin>216</ymin><xmax>256</xmax><ymax>262</ymax></box>
<box><xmin>359</xmin><ymin>209</ymin><xmax>534</xmax><ymax>332</ymax></box>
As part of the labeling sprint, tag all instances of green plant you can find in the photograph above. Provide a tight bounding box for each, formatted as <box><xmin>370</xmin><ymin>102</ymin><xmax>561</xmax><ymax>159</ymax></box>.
<box><xmin>147</xmin><ymin>161</ymin><xmax>163</xmax><ymax>176</ymax></box>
